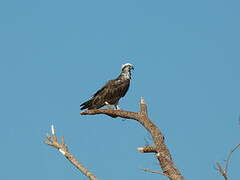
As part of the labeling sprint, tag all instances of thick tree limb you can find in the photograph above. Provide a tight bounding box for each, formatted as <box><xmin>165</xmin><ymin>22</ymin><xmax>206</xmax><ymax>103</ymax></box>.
<box><xmin>81</xmin><ymin>98</ymin><xmax>184</xmax><ymax>180</ymax></box>
<box><xmin>44</xmin><ymin>125</ymin><xmax>100</xmax><ymax>180</ymax></box>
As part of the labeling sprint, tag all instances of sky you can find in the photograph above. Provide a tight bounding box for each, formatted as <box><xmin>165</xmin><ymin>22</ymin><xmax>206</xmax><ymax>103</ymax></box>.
<box><xmin>0</xmin><ymin>0</ymin><xmax>240</xmax><ymax>180</ymax></box>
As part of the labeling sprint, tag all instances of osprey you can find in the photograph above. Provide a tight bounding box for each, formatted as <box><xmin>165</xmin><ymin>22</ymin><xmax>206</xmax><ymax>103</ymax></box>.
<box><xmin>80</xmin><ymin>63</ymin><xmax>134</xmax><ymax>110</ymax></box>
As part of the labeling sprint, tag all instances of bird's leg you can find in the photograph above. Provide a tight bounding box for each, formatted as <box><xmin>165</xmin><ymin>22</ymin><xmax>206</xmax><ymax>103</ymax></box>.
<box><xmin>105</xmin><ymin>101</ymin><xmax>113</xmax><ymax>109</ymax></box>
<box><xmin>114</xmin><ymin>104</ymin><xmax>120</xmax><ymax>110</ymax></box>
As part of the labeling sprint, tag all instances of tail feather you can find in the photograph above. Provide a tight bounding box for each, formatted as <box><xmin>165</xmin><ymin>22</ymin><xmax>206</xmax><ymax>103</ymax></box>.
<box><xmin>80</xmin><ymin>99</ymin><xmax>93</xmax><ymax>110</ymax></box>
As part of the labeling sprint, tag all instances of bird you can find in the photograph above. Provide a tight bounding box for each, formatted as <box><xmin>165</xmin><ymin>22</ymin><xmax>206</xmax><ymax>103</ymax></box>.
<box><xmin>80</xmin><ymin>63</ymin><xmax>134</xmax><ymax>110</ymax></box>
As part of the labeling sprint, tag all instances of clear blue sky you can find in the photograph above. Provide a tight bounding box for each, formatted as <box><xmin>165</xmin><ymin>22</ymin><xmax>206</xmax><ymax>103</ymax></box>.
<box><xmin>1</xmin><ymin>0</ymin><xmax>240</xmax><ymax>180</ymax></box>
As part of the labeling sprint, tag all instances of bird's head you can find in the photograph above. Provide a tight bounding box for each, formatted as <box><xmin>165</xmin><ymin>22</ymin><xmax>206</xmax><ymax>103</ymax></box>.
<box><xmin>121</xmin><ymin>63</ymin><xmax>134</xmax><ymax>72</ymax></box>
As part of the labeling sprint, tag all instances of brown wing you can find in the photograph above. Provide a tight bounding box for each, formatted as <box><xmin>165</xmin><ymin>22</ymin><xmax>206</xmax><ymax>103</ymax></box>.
<box><xmin>80</xmin><ymin>79</ymin><xmax>130</xmax><ymax>110</ymax></box>
<box><xmin>107</xmin><ymin>79</ymin><xmax>130</xmax><ymax>98</ymax></box>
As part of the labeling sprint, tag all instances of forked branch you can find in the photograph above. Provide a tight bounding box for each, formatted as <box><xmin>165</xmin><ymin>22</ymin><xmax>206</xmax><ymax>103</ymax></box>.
<box><xmin>81</xmin><ymin>98</ymin><xmax>184</xmax><ymax>180</ymax></box>
<box><xmin>215</xmin><ymin>143</ymin><xmax>240</xmax><ymax>180</ymax></box>
<box><xmin>44</xmin><ymin>125</ymin><xmax>100</xmax><ymax>180</ymax></box>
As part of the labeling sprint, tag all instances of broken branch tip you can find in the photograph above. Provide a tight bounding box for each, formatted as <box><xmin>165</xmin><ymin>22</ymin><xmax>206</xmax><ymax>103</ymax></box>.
<box><xmin>140</xmin><ymin>97</ymin><xmax>145</xmax><ymax>104</ymax></box>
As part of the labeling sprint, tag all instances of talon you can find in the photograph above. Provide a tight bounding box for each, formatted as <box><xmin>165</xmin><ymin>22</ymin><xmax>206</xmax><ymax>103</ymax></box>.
<box><xmin>115</xmin><ymin>104</ymin><xmax>120</xmax><ymax>110</ymax></box>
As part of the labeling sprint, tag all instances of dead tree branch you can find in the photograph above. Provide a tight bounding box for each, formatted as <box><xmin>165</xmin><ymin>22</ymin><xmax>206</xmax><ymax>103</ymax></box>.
<box><xmin>137</xmin><ymin>146</ymin><xmax>157</xmax><ymax>153</ymax></box>
<box><xmin>44</xmin><ymin>125</ymin><xmax>100</xmax><ymax>180</ymax></box>
<box><xmin>215</xmin><ymin>143</ymin><xmax>240</xmax><ymax>180</ymax></box>
<box><xmin>81</xmin><ymin>98</ymin><xmax>184</xmax><ymax>180</ymax></box>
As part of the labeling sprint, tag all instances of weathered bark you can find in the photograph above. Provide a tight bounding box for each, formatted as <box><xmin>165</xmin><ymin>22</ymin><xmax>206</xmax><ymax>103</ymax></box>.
<box><xmin>81</xmin><ymin>98</ymin><xmax>184</xmax><ymax>180</ymax></box>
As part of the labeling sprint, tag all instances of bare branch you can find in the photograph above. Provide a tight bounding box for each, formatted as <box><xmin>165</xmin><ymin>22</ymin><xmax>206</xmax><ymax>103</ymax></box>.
<box><xmin>44</xmin><ymin>126</ymin><xmax>100</xmax><ymax>180</ymax></box>
<box><xmin>225</xmin><ymin>143</ymin><xmax>240</xmax><ymax>173</ymax></box>
<box><xmin>215</xmin><ymin>143</ymin><xmax>240</xmax><ymax>180</ymax></box>
<box><xmin>81</xmin><ymin>109</ymin><xmax>139</xmax><ymax>120</ymax></box>
<box><xmin>215</xmin><ymin>162</ymin><xmax>228</xmax><ymax>180</ymax></box>
<box><xmin>138</xmin><ymin>146</ymin><xmax>157</xmax><ymax>153</ymax></box>
<box><xmin>81</xmin><ymin>98</ymin><xmax>184</xmax><ymax>180</ymax></box>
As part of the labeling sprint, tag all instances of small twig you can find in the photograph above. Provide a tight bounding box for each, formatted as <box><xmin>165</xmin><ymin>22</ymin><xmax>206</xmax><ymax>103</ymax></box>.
<box><xmin>140</xmin><ymin>168</ymin><xmax>169</xmax><ymax>177</ymax></box>
<box><xmin>215</xmin><ymin>143</ymin><xmax>240</xmax><ymax>180</ymax></box>
<box><xmin>225</xmin><ymin>143</ymin><xmax>240</xmax><ymax>173</ymax></box>
<box><xmin>138</xmin><ymin>146</ymin><xmax>157</xmax><ymax>153</ymax></box>
<box><xmin>51</xmin><ymin>124</ymin><xmax>55</xmax><ymax>136</ymax></box>
<box><xmin>215</xmin><ymin>162</ymin><xmax>227</xmax><ymax>180</ymax></box>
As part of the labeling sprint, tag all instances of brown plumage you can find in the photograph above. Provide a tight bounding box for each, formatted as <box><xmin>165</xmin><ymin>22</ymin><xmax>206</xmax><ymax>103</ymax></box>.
<box><xmin>80</xmin><ymin>63</ymin><xmax>134</xmax><ymax>110</ymax></box>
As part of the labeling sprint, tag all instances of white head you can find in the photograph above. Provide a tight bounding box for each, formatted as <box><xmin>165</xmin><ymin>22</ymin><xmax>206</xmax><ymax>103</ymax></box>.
<box><xmin>120</xmin><ymin>63</ymin><xmax>134</xmax><ymax>79</ymax></box>
<box><xmin>121</xmin><ymin>63</ymin><xmax>134</xmax><ymax>71</ymax></box>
